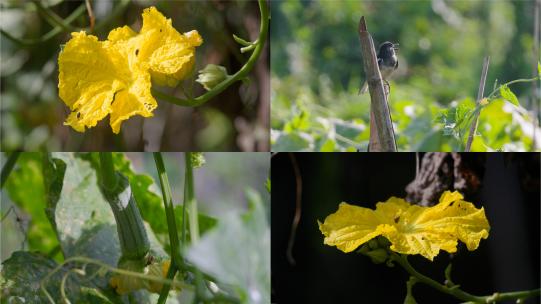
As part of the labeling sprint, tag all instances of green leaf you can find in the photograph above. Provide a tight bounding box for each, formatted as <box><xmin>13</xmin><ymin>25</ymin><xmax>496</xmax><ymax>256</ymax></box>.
<box><xmin>283</xmin><ymin>108</ymin><xmax>310</xmax><ymax>132</ymax></box>
<box><xmin>43</xmin><ymin>153</ymin><xmax>170</xmax><ymax>302</ymax></box>
<box><xmin>186</xmin><ymin>189</ymin><xmax>270</xmax><ymax>304</ymax></box>
<box><xmin>48</xmin><ymin>153</ymin><xmax>117</xmax><ymax>260</ymax></box>
<box><xmin>4</xmin><ymin>153</ymin><xmax>60</xmax><ymax>257</ymax></box>
<box><xmin>0</xmin><ymin>251</ymin><xmax>108</xmax><ymax>303</ymax></box>
<box><xmin>318</xmin><ymin>137</ymin><xmax>336</xmax><ymax>152</ymax></box>
<box><xmin>499</xmin><ymin>84</ymin><xmax>519</xmax><ymax>106</ymax></box>
<box><xmin>333</xmin><ymin>119</ymin><xmax>365</xmax><ymax>142</ymax></box>
<box><xmin>272</xmin><ymin>131</ymin><xmax>313</xmax><ymax>151</ymax></box>
<box><xmin>537</xmin><ymin>62</ymin><xmax>540</xmax><ymax>77</ymax></box>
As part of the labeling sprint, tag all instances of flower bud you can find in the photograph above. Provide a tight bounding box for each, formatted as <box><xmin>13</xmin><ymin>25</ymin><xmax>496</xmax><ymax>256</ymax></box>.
<box><xmin>196</xmin><ymin>64</ymin><xmax>228</xmax><ymax>91</ymax></box>
<box><xmin>364</xmin><ymin>248</ymin><xmax>388</xmax><ymax>264</ymax></box>
<box><xmin>377</xmin><ymin>236</ymin><xmax>391</xmax><ymax>248</ymax></box>
<box><xmin>190</xmin><ymin>152</ymin><xmax>206</xmax><ymax>168</ymax></box>
<box><xmin>368</xmin><ymin>238</ymin><xmax>379</xmax><ymax>250</ymax></box>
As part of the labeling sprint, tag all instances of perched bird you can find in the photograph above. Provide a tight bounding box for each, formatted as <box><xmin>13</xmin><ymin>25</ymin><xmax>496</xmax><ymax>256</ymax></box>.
<box><xmin>360</xmin><ymin>41</ymin><xmax>399</xmax><ymax>94</ymax></box>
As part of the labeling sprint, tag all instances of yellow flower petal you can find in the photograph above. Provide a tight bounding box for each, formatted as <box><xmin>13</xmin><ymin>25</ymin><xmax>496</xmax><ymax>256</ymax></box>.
<box><xmin>58</xmin><ymin>7</ymin><xmax>202</xmax><ymax>133</ymax></box>
<box><xmin>318</xmin><ymin>203</ymin><xmax>382</xmax><ymax>253</ymax></box>
<box><xmin>59</xmin><ymin>32</ymin><xmax>124</xmax><ymax>132</ymax></box>
<box><xmin>319</xmin><ymin>191</ymin><xmax>490</xmax><ymax>261</ymax></box>
<box><xmin>139</xmin><ymin>7</ymin><xmax>203</xmax><ymax>87</ymax></box>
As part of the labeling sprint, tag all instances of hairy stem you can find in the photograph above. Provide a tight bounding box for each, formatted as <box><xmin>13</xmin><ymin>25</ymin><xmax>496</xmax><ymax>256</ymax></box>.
<box><xmin>392</xmin><ymin>253</ymin><xmax>541</xmax><ymax>303</ymax></box>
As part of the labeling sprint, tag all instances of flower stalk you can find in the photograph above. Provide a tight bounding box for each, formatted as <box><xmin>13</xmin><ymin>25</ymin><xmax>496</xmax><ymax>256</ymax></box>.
<box><xmin>390</xmin><ymin>252</ymin><xmax>540</xmax><ymax>303</ymax></box>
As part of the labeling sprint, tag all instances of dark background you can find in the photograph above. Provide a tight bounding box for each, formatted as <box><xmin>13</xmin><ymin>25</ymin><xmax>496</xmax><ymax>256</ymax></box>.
<box><xmin>271</xmin><ymin>153</ymin><xmax>540</xmax><ymax>304</ymax></box>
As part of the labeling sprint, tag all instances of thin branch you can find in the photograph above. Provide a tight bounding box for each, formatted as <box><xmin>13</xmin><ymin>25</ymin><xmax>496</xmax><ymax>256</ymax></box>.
<box><xmin>465</xmin><ymin>56</ymin><xmax>490</xmax><ymax>152</ymax></box>
<box><xmin>358</xmin><ymin>16</ymin><xmax>397</xmax><ymax>151</ymax></box>
<box><xmin>1</xmin><ymin>0</ymin><xmax>129</xmax><ymax>47</ymax></box>
<box><xmin>1</xmin><ymin>4</ymin><xmax>85</xmax><ymax>47</ymax></box>
<box><xmin>1</xmin><ymin>152</ymin><xmax>21</xmax><ymax>189</ymax></box>
<box><xmin>32</xmin><ymin>0</ymin><xmax>79</xmax><ymax>32</ymax></box>
<box><xmin>286</xmin><ymin>153</ymin><xmax>302</xmax><ymax>266</ymax></box>
<box><xmin>85</xmin><ymin>0</ymin><xmax>95</xmax><ymax>33</ymax></box>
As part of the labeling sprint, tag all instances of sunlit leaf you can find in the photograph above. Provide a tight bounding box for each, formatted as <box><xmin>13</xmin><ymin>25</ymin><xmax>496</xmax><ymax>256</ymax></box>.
<box><xmin>499</xmin><ymin>85</ymin><xmax>519</xmax><ymax>107</ymax></box>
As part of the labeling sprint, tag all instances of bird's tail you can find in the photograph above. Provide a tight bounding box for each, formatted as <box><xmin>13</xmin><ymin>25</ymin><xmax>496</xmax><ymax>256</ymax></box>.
<box><xmin>358</xmin><ymin>80</ymin><xmax>369</xmax><ymax>94</ymax></box>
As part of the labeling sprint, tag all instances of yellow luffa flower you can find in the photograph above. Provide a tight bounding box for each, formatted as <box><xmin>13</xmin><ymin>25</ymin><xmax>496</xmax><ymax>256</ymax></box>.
<box><xmin>58</xmin><ymin>7</ymin><xmax>203</xmax><ymax>134</ymax></box>
<box><xmin>318</xmin><ymin>191</ymin><xmax>490</xmax><ymax>261</ymax></box>
<box><xmin>110</xmin><ymin>259</ymin><xmax>172</xmax><ymax>295</ymax></box>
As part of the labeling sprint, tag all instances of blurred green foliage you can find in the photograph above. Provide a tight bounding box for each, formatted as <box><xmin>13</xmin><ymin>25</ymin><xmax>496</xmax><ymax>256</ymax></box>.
<box><xmin>3</xmin><ymin>153</ymin><xmax>61</xmax><ymax>259</ymax></box>
<box><xmin>271</xmin><ymin>0</ymin><xmax>540</xmax><ymax>151</ymax></box>
<box><xmin>1</xmin><ymin>152</ymin><xmax>270</xmax><ymax>303</ymax></box>
<box><xmin>0</xmin><ymin>1</ymin><xmax>268</xmax><ymax>151</ymax></box>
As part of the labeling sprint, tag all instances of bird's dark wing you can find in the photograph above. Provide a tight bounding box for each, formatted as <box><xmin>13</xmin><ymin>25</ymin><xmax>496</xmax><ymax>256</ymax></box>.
<box><xmin>377</xmin><ymin>57</ymin><xmax>383</xmax><ymax>67</ymax></box>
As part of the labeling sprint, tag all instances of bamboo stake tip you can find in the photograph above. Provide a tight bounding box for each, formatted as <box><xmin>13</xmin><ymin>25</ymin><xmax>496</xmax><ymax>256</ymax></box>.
<box><xmin>359</xmin><ymin>16</ymin><xmax>367</xmax><ymax>32</ymax></box>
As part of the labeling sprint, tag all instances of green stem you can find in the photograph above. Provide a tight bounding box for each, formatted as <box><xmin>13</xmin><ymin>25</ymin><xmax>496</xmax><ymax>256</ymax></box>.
<box><xmin>32</xmin><ymin>0</ymin><xmax>79</xmax><ymax>32</ymax></box>
<box><xmin>157</xmin><ymin>262</ymin><xmax>178</xmax><ymax>304</ymax></box>
<box><xmin>185</xmin><ymin>152</ymin><xmax>206</xmax><ymax>303</ymax></box>
<box><xmin>152</xmin><ymin>0</ymin><xmax>269</xmax><ymax>107</ymax></box>
<box><xmin>153</xmin><ymin>153</ymin><xmax>182</xmax><ymax>304</ymax></box>
<box><xmin>486</xmin><ymin>77</ymin><xmax>540</xmax><ymax>100</ymax></box>
<box><xmin>182</xmin><ymin>177</ymin><xmax>188</xmax><ymax>247</ymax></box>
<box><xmin>99</xmin><ymin>153</ymin><xmax>117</xmax><ymax>191</ymax></box>
<box><xmin>392</xmin><ymin>253</ymin><xmax>541</xmax><ymax>303</ymax></box>
<box><xmin>185</xmin><ymin>153</ymin><xmax>199</xmax><ymax>242</ymax></box>
<box><xmin>1</xmin><ymin>4</ymin><xmax>86</xmax><ymax>47</ymax></box>
<box><xmin>1</xmin><ymin>152</ymin><xmax>21</xmax><ymax>189</ymax></box>
<box><xmin>1</xmin><ymin>0</ymin><xmax>128</xmax><ymax>47</ymax></box>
